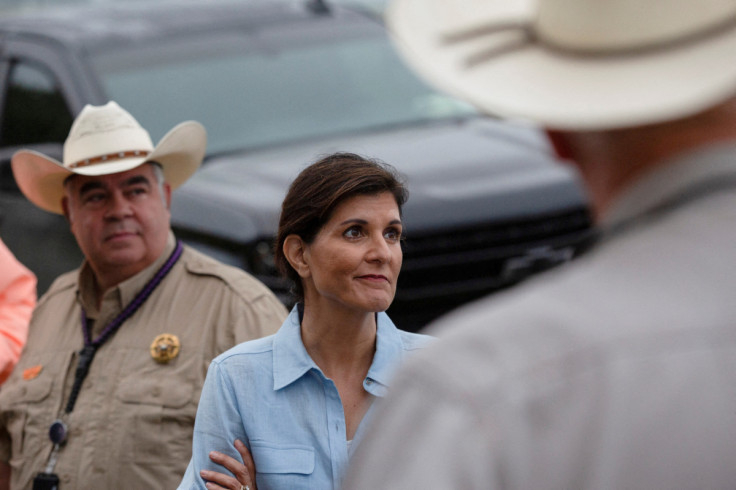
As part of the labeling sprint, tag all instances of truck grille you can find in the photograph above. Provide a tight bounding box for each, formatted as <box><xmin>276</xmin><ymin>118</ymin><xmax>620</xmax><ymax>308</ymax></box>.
<box><xmin>388</xmin><ymin>207</ymin><xmax>596</xmax><ymax>331</ymax></box>
<box><xmin>175</xmin><ymin>207</ymin><xmax>596</xmax><ymax>333</ymax></box>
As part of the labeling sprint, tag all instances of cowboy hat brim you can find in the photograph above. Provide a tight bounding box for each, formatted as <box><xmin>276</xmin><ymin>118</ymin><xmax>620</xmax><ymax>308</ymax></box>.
<box><xmin>387</xmin><ymin>0</ymin><xmax>736</xmax><ymax>130</ymax></box>
<box><xmin>11</xmin><ymin>121</ymin><xmax>206</xmax><ymax>214</ymax></box>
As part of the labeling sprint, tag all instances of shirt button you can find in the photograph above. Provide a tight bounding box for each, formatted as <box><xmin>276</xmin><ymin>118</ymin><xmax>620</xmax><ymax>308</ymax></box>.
<box><xmin>62</xmin><ymin>474</ymin><xmax>71</xmax><ymax>484</ymax></box>
<box><xmin>151</xmin><ymin>386</ymin><xmax>162</xmax><ymax>397</ymax></box>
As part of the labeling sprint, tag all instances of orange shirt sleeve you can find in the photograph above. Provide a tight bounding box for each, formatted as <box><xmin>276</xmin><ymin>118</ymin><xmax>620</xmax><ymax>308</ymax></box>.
<box><xmin>0</xmin><ymin>239</ymin><xmax>36</xmax><ymax>385</ymax></box>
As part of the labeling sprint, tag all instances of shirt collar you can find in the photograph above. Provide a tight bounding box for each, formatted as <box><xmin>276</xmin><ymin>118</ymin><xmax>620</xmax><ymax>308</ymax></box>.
<box><xmin>77</xmin><ymin>232</ymin><xmax>176</xmax><ymax>318</ymax></box>
<box><xmin>602</xmin><ymin>142</ymin><xmax>736</xmax><ymax>235</ymax></box>
<box><xmin>365</xmin><ymin>312</ymin><xmax>405</xmax><ymax>392</ymax></box>
<box><xmin>272</xmin><ymin>306</ymin><xmax>319</xmax><ymax>391</ymax></box>
<box><xmin>272</xmin><ymin>306</ymin><xmax>405</xmax><ymax>396</ymax></box>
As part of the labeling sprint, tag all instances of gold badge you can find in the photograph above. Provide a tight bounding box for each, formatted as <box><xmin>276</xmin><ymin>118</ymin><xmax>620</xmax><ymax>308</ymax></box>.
<box><xmin>150</xmin><ymin>334</ymin><xmax>181</xmax><ymax>364</ymax></box>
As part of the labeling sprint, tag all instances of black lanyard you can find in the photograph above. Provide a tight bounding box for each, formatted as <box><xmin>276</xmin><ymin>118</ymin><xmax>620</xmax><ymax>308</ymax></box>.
<box><xmin>63</xmin><ymin>241</ymin><xmax>183</xmax><ymax>414</ymax></box>
<box><xmin>38</xmin><ymin>242</ymin><xmax>185</xmax><ymax>485</ymax></box>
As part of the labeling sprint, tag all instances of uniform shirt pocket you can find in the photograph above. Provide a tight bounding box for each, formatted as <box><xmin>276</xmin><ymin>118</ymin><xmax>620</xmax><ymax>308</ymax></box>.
<box><xmin>116</xmin><ymin>376</ymin><xmax>195</xmax><ymax>464</ymax></box>
<box><xmin>3</xmin><ymin>376</ymin><xmax>53</xmax><ymax>404</ymax></box>
<box><xmin>117</xmin><ymin>377</ymin><xmax>192</xmax><ymax>408</ymax></box>
<box><xmin>0</xmin><ymin>375</ymin><xmax>54</xmax><ymax>486</ymax></box>
<box><xmin>2</xmin><ymin>377</ymin><xmax>53</xmax><ymax>453</ymax></box>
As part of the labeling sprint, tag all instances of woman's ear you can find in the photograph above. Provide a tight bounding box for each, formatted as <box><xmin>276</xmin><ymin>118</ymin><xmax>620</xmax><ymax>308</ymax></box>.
<box><xmin>283</xmin><ymin>235</ymin><xmax>311</xmax><ymax>278</ymax></box>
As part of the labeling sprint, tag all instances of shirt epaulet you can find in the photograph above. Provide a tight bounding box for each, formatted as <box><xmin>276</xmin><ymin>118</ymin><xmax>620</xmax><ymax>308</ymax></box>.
<box><xmin>36</xmin><ymin>268</ymin><xmax>79</xmax><ymax>308</ymax></box>
<box><xmin>179</xmin><ymin>245</ymin><xmax>278</xmax><ymax>303</ymax></box>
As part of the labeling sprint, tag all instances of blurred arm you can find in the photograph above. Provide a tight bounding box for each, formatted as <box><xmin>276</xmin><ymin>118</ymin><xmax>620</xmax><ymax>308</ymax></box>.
<box><xmin>0</xmin><ymin>239</ymin><xmax>36</xmax><ymax>385</ymax></box>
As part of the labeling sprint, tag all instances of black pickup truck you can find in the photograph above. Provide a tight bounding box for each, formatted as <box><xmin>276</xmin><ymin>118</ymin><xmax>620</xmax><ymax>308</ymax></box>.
<box><xmin>0</xmin><ymin>0</ymin><xmax>594</xmax><ymax>331</ymax></box>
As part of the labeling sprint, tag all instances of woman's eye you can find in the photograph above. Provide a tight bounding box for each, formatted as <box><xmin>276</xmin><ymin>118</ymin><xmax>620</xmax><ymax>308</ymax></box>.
<box><xmin>384</xmin><ymin>228</ymin><xmax>401</xmax><ymax>242</ymax></box>
<box><xmin>344</xmin><ymin>226</ymin><xmax>363</xmax><ymax>239</ymax></box>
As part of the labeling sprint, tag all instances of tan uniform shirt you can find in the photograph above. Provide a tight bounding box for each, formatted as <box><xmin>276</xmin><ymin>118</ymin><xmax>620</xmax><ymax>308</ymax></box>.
<box><xmin>0</xmin><ymin>234</ymin><xmax>286</xmax><ymax>489</ymax></box>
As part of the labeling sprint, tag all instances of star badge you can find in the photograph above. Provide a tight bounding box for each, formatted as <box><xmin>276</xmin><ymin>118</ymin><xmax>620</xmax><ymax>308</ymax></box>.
<box><xmin>149</xmin><ymin>333</ymin><xmax>181</xmax><ymax>364</ymax></box>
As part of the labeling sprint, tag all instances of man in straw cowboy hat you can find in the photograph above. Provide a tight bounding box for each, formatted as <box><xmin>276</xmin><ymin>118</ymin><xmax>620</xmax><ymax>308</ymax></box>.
<box><xmin>344</xmin><ymin>0</ymin><xmax>736</xmax><ymax>488</ymax></box>
<box><xmin>0</xmin><ymin>101</ymin><xmax>286</xmax><ymax>489</ymax></box>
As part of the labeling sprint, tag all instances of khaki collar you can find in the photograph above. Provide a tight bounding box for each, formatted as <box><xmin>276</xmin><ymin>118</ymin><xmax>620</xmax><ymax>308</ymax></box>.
<box><xmin>77</xmin><ymin>232</ymin><xmax>177</xmax><ymax>319</ymax></box>
<box><xmin>602</xmin><ymin>142</ymin><xmax>736</xmax><ymax>237</ymax></box>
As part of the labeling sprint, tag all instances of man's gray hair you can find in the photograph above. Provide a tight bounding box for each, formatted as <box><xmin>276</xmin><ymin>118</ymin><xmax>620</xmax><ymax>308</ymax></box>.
<box><xmin>148</xmin><ymin>162</ymin><xmax>168</xmax><ymax>207</ymax></box>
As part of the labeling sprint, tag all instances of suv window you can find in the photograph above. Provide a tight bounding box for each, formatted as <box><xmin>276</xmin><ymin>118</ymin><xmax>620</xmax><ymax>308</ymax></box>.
<box><xmin>91</xmin><ymin>24</ymin><xmax>474</xmax><ymax>155</ymax></box>
<box><xmin>0</xmin><ymin>60</ymin><xmax>73</xmax><ymax>147</ymax></box>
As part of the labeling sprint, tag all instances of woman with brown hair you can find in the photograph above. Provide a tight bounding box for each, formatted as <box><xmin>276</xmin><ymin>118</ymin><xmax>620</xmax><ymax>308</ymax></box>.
<box><xmin>178</xmin><ymin>152</ymin><xmax>432</xmax><ymax>490</ymax></box>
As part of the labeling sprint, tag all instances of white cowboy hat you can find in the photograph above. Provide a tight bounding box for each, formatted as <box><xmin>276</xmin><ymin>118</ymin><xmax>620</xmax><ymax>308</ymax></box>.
<box><xmin>11</xmin><ymin>101</ymin><xmax>206</xmax><ymax>214</ymax></box>
<box><xmin>387</xmin><ymin>0</ymin><xmax>736</xmax><ymax>130</ymax></box>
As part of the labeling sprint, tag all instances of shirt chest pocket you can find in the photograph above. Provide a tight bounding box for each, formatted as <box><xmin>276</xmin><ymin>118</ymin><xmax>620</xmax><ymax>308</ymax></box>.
<box><xmin>0</xmin><ymin>377</ymin><xmax>54</xmax><ymax>460</ymax></box>
<box><xmin>115</xmin><ymin>377</ymin><xmax>195</xmax><ymax>464</ymax></box>
<box><xmin>250</xmin><ymin>442</ymin><xmax>315</xmax><ymax>484</ymax></box>
<box><xmin>116</xmin><ymin>377</ymin><xmax>192</xmax><ymax>408</ymax></box>
<box><xmin>4</xmin><ymin>377</ymin><xmax>53</xmax><ymax>405</ymax></box>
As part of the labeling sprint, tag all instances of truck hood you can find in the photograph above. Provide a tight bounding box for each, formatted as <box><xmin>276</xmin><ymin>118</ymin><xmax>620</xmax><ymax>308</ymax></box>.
<box><xmin>170</xmin><ymin>117</ymin><xmax>588</xmax><ymax>243</ymax></box>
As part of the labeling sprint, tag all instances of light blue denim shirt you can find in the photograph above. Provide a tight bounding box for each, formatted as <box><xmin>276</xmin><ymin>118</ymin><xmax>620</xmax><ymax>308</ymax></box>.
<box><xmin>177</xmin><ymin>305</ymin><xmax>432</xmax><ymax>489</ymax></box>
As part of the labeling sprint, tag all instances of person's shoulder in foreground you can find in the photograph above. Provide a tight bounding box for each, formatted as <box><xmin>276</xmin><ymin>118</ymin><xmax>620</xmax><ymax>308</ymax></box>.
<box><xmin>345</xmin><ymin>189</ymin><xmax>736</xmax><ymax>488</ymax></box>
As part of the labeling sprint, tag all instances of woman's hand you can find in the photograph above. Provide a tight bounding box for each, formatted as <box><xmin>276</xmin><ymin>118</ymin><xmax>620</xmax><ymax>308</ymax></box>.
<box><xmin>201</xmin><ymin>439</ymin><xmax>257</xmax><ymax>490</ymax></box>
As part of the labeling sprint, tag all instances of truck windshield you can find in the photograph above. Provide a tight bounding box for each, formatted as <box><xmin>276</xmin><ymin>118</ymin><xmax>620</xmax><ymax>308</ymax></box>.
<box><xmin>91</xmin><ymin>21</ymin><xmax>475</xmax><ymax>155</ymax></box>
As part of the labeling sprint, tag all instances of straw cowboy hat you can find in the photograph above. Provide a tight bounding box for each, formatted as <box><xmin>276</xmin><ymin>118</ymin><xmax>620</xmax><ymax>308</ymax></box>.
<box><xmin>387</xmin><ymin>0</ymin><xmax>736</xmax><ymax>130</ymax></box>
<box><xmin>11</xmin><ymin>101</ymin><xmax>206</xmax><ymax>214</ymax></box>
